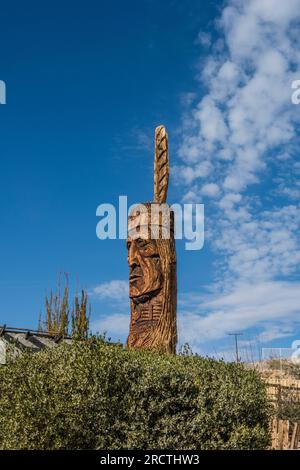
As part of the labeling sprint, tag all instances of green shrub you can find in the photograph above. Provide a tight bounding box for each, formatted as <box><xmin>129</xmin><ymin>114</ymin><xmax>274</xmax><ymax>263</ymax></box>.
<box><xmin>0</xmin><ymin>339</ymin><xmax>271</xmax><ymax>450</ymax></box>
<box><xmin>267</xmin><ymin>358</ymin><xmax>300</xmax><ymax>380</ymax></box>
<box><xmin>277</xmin><ymin>389</ymin><xmax>300</xmax><ymax>423</ymax></box>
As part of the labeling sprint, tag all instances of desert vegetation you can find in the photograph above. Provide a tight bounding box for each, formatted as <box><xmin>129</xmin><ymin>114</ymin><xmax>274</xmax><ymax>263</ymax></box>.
<box><xmin>262</xmin><ymin>359</ymin><xmax>300</xmax><ymax>425</ymax></box>
<box><xmin>38</xmin><ymin>273</ymin><xmax>90</xmax><ymax>339</ymax></box>
<box><xmin>0</xmin><ymin>338</ymin><xmax>271</xmax><ymax>450</ymax></box>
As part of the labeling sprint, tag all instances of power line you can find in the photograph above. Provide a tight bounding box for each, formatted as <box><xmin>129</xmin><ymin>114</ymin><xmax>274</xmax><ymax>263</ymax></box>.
<box><xmin>228</xmin><ymin>333</ymin><xmax>243</xmax><ymax>363</ymax></box>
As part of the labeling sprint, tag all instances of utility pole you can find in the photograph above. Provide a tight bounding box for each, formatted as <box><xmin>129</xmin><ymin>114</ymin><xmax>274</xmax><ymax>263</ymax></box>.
<box><xmin>228</xmin><ymin>333</ymin><xmax>243</xmax><ymax>363</ymax></box>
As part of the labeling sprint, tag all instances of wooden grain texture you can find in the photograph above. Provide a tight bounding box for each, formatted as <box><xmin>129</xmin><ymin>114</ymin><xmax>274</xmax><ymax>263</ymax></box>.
<box><xmin>290</xmin><ymin>423</ymin><xmax>299</xmax><ymax>449</ymax></box>
<box><xmin>271</xmin><ymin>419</ymin><xmax>300</xmax><ymax>450</ymax></box>
<box><xmin>265</xmin><ymin>377</ymin><xmax>300</xmax><ymax>403</ymax></box>
<box><xmin>154</xmin><ymin>125</ymin><xmax>169</xmax><ymax>204</ymax></box>
<box><xmin>126</xmin><ymin>126</ymin><xmax>177</xmax><ymax>353</ymax></box>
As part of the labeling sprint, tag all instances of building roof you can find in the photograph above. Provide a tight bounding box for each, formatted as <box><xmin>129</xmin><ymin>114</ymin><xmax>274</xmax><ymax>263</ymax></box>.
<box><xmin>0</xmin><ymin>325</ymin><xmax>72</xmax><ymax>364</ymax></box>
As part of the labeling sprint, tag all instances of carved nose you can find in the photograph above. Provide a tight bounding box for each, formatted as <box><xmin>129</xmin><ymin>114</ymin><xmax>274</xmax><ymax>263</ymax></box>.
<box><xmin>128</xmin><ymin>243</ymin><xmax>139</xmax><ymax>267</ymax></box>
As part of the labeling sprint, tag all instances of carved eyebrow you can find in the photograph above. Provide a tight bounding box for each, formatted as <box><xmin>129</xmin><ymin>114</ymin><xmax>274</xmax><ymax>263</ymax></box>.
<box><xmin>136</xmin><ymin>238</ymin><xmax>150</xmax><ymax>247</ymax></box>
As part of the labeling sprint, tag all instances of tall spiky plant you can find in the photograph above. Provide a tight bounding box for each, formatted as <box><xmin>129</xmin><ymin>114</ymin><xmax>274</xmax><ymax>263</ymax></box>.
<box><xmin>71</xmin><ymin>289</ymin><xmax>90</xmax><ymax>339</ymax></box>
<box><xmin>44</xmin><ymin>273</ymin><xmax>70</xmax><ymax>336</ymax></box>
<box><xmin>39</xmin><ymin>273</ymin><xmax>91</xmax><ymax>338</ymax></box>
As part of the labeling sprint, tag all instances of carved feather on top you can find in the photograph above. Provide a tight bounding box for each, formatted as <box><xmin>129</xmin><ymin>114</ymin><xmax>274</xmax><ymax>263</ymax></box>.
<box><xmin>154</xmin><ymin>125</ymin><xmax>169</xmax><ymax>204</ymax></box>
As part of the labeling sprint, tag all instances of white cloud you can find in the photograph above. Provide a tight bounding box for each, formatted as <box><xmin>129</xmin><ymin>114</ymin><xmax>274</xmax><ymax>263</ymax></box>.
<box><xmin>196</xmin><ymin>31</ymin><xmax>212</xmax><ymax>48</ymax></box>
<box><xmin>258</xmin><ymin>326</ymin><xmax>294</xmax><ymax>344</ymax></box>
<box><xmin>219</xmin><ymin>193</ymin><xmax>242</xmax><ymax>210</ymax></box>
<box><xmin>91</xmin><ymin>313</ymin><xmax>129</xmax><ymax>340</ymax></box>
<box><xmin>175</xmin><ymin>0</ymin><xmax>300</xmax><ymax>352</ymax></box>
<box><xmin>178</xmin><ymin>281</ymin><xmax>300</xmax><ymax>347</ymax></box>
<box><xmin>179</xmin><ymin>0</ymin><xmax>300</xmax><ymax>195</ymax></box>
<box><xmin>173</xmin><ymin>160</ymin><xmax>212</xmax><ymax>185</ymax></box>
<box><xmin>215</xmin><ymin>204</ymin><xmax>300</xmax><ymax>283</ymax></box>
<box><xmin>90</xmin><ymin>281</ymin><xmax>129</xmax><ymax>342</ymax></box>
<box><xmin>89</xmin><ymin>1</ymin><xmax>300</xmax><ymax>355</ymax></box>
<box><xmin>195</xmin><ymin>96</ymin><xmax>228</xmax><ymax>144</ymax></box>
<box><xmin>201</xmin><ymin>183</ymin><xmax>220</xmax><ymax>198</ymax></box>
<box><xmin>92</xmin><ymin>280</ymin><xmax>128</xmax><ymax>300</ymax></box>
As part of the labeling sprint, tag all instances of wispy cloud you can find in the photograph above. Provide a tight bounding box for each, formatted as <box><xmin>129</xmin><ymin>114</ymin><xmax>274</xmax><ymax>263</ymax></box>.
<box><xmin>215</xmin><ymin>204</ymin><xmax>300</xmax><ymax>284</ymax></box>
<box><xmin>89</xmin><ymin>1</ymin><xmax>300</xmax><ymax>353</ymax></box>
<box><xmin>91</xmin><ymin>313</ymin><xmax>129</xmax><ymax>340</ymax></box>
<box><xmin>178</xmin><ymin>281</ymin><xmax>300</xmax><ymax>348</ymax></box>
<box><xmin>175</xmin><ymin>0</ymin><xmax>300</xmax><ymax>351</ymax></box>
<box><xmin>178</xmin><ymin>0</ymin><xmax>300</xmax><ymax>197</ymax></box>
<box><xmin>90</xmin><ymin>280</ymin><xmax>129</xmax><ymax>343</ymax></box>
<box><xmin>91</xmin><ymin>280</ymin><xmax>128</xmax><ymax>300</ymax></box>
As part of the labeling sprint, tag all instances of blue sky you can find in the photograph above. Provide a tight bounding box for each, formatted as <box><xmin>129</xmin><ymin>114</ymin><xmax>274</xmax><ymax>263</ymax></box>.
<box><xmin>1</xmin><ymin>0</ymin><xmax>300</xmax><ymax>360</ymax></box>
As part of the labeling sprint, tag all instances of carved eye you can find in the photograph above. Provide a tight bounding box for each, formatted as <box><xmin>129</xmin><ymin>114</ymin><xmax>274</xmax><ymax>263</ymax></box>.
<box><xmin>136</xmin><ymin>238</ymin><xmax>147</xmax><ymax>248</ymax></box>
<box><xmin>126</xmin><ymin>241</ymin><xmax>131</xmax><ymax>250</ymax></box>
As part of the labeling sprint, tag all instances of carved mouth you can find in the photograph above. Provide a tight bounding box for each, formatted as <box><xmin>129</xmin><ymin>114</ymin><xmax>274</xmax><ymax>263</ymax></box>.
<box><xmin>130</xmin><ymin>266</ymin><xmax>142</xmax><ymax>282</ymax></box>
<box><xmin>130</xmin><ymin>274</ymin><xmax>141</xmax><ymax>281</ymax></box>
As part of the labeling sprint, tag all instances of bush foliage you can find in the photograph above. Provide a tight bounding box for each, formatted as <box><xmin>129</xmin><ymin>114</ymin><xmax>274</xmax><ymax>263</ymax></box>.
<box><xmin>0</xmin><ymin>339</ymin><xmax>271</xmax><ymax>450</ymax></box>
<box><xmin>277</xmin><ymin>391</ymin><xmax>300</xmax><ymax>423</ymax></box>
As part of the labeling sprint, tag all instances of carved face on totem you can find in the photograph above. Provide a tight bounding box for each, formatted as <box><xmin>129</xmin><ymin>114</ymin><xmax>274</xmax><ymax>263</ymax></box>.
<box><xmin>126</xmin><ymin>126</ymin><xmax>177</xmax><ymax>353</ymax></box>
<box><xmin>127</xmin><ymin>236</ymin><xmax>163</xmax><ymax>302</ymax></box>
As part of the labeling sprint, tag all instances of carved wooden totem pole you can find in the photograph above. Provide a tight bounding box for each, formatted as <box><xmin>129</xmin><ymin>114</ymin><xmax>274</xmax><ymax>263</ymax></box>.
<box><xmin>126</xmin><ymin>126</ymin><xmax>177</xmax><ymax>353</ymax></box>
